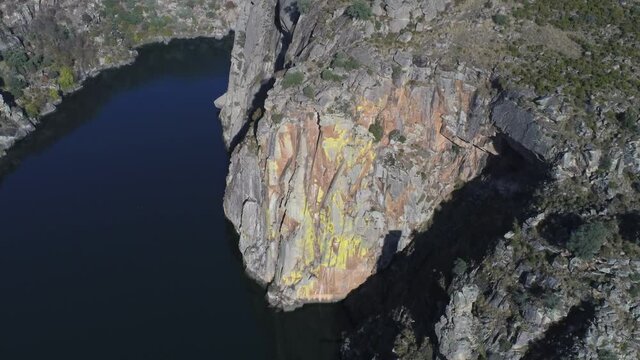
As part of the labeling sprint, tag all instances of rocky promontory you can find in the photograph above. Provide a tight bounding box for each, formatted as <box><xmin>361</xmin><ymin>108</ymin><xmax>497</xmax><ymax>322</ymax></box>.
<box><xmin>219</xmin><ymin>0</ymin><xmax>639</xmax><ymax>358</ymax></box>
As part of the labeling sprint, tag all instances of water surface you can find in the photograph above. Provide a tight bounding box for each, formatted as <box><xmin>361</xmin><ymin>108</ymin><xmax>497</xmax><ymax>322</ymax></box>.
<box><xmin>0</xmin><ymin>38</ymin><xmax>344</xmax><ymax>360</ymax></box>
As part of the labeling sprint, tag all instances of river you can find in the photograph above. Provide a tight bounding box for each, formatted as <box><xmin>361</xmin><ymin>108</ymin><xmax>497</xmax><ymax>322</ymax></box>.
<box><xmin>0</xmin><ymin>38</ymin><xmax>345</xmax><ymax>360</ymax></box>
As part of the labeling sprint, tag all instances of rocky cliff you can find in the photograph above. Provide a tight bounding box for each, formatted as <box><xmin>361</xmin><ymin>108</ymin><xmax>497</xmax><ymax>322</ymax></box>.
<box><xmin>2</xmin><ymin>0</ymin><xmax>639</xmax><ymax>358</ymax></box>
<box><xmin>220</xmin><ymin>0</ymin><xmax>640</xmax><ymax>358</ymax></box>
<box><xmin>0</xmin><ymin>0</ymin><xmax>238</xmax><ymax>156</ymax></box>
<box><xmin>435</xmin><ymin>217</ymin><xmax>640</xmax><ymax>360</ymax></box>
<box><xmin>220</xmin><ymin>0</ymin><xmax>562</xmax><ymax>309</ymax></box>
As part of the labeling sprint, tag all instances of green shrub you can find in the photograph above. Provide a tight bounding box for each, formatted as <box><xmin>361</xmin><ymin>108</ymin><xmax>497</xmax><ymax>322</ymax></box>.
<box><xmin>6</xmin><ymin>74</ymin><xmax>27</xmax><ymax>98</ymax></box>
<box><xmin>4</xmin><ymin>49</ymin><xmax>30</xmax><ymax>74</ymax></box>
<box><xmin>542</xmin><ymin>293</ymin><xmax>560</xmax><ymax>308</ymax></box>
<box><xmin>49</xmin><ymin>88</ymin><xmax>60</xmax><ymax>101</ymax></box>
<box><xmin>492</xmin><ymin>14</ymin><xmax>508</xmax><ymax>26</ymax></box>
<box><xmin>567</xmin><ymin>221</ymin><xmax>613</xmax><ymax>259</ymax></box>
<box><xmin>271</xmin><ymin>113</ymin><xmax>283</xmax><ymax>124</ymax></box>
<box><xmin>332</xmin><ymin>53</ymin><xmax>360</xmax><ymax>70</ymax></box>
<box><xmin>346</xmin><ymin>0</ymin><xmax>372</xmax><ymax>20</ymax></box>
<box><xmin>297</xmin><ymin>0</ymin><xmax>311</xmax><ymax>14</ymax></box>
<box><xmin>368</xmin><ymin>121</ymin><xmax>383</xmax><ymax>142</ymax></box>
<box><xmin>597</xmin><ymin>349</ymin><xmax>618</xmax><ymax>360</ymax></box>
<box><xmin>618</xmin><ymin>108</ymin><xmax>638</xmax><ymax>133</ymax></box>
<box><xmin>282</xmin><ymin>71</ymin><xmax>304</xmax><ymax>88</ymax></box>
<box><xmin>321</xmin><ymin>69</ymin><xmax>343</xmax><ymax>82</ymax></box>
<box><xmin>303</xmin><ymin>85</ymin><xmax>315</xmax><ymax>98</ymax></box>
<box><xmin>452</xmin><ymin>258</ymin><xmax>468</xmax><ymax>276</ymax></box>
<box><xmin>24</xmin><ymin>101</ymin><xmax>40</xmax><ymax>118</ymax></box>
<box><xmin>388</xmin><ymin>129</ymin><xmax>406</xmax><ymax>143</ymax></box>
<box><xmin>58</xmin><ymin>66</ymin><xmax>75</xmax><ymax>91</ymax></box>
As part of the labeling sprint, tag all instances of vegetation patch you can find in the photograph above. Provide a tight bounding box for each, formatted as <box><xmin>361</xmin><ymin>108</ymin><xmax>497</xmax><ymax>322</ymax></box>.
<box><xmin>346</xmin><ymin>0</ymin><xmax>372</xmax><ymax>20</ymax></box>
<box><xmin>331</xmin><ymin>53</ymin><xmax>360</xmax><ymax>70</ymax></box>
<box><xmin>282</xmin><ymin>71</ymin><xmax>304</xmax><ymax>88</ymax></box>
<box><xmin>492</xmin><ymin>14</ymin><xmax>509</xmax><ymax>26</ymax></box>
<box><xmin>271</xmin><ymin>113</ymin><xmax>283</xmax><ymax>124</ymax></box>
<box><xmin>297</xmin><ymin>0</ymin><xmax>311</xmax><ymax>14</ymax></box>
<box><xmin>321</xmin><ymin>69</ymin><xmax>343</xmax><ymax>82</ymax></box>
<box><xmin>567</xmin><ymin>221</ymin><xmax>614</xmax><ymax>259</ymax></box>
<box><xmin>57</xmin><ymin>66</ymin><xmax>75</xmax><ymax>91</ymax></box>
<box><xmin>368</xmin><ymin>121</ymin><xmax>383</xmax><ymax>142</ymax></box>
<box><xmin>303</xmin><ymin>85</ymin><xmax>315</xmax><ymax>99</ymax></box>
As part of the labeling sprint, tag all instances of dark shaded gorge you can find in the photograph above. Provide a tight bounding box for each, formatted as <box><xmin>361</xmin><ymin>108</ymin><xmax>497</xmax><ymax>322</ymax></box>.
<box><xmin>0</xmin><ymin>37</ymin><xmax>346</xmax><ymax>360</ymax></box>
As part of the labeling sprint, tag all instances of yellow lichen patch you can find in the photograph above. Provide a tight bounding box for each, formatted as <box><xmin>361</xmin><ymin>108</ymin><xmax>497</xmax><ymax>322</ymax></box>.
<box><xmin>302</xmin><ymin>206</ymin><xmax>317</xmax><ymax>266</ymax></box>
<box><xmin>281</xmin><ymin>271</ymin><xmax>303</xmax><ymax>286</ymax></box>
<box><xmin>316</xmin><ymin>186</ymin><xmax>324</xmax><ymax>205</ymax></box>
<box><xmin>345</xmin><ymin>136</ymin><xmax>375</xmax><ymax>169</ymax></box>
<box><xmin>297</xmin><ymin>281</ymin><xmax>316</xmax><ymax>299</ymax></box>
<box><xmin>321</xmin><ymin>234</ymin><xmax>365</xmax><ymax>270</ymax></box>
<box><xmin>321</xmin><ymin>125</ymin><xmax>349</xmax><ymax>162</ymax></box>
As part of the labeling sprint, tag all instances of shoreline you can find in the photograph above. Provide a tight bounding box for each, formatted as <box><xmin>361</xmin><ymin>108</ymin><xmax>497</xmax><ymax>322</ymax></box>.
<box><xmin>0</xmin><ymin>32</ymin><xmax>233</xmax><ymax>160</ymax></box>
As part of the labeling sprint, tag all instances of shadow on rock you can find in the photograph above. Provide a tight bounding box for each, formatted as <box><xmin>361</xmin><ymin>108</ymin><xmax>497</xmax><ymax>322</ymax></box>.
<box><xmin>340</xmin><ymin>139</ymin><xmax>549</xmax><ymax>359</ymax></box>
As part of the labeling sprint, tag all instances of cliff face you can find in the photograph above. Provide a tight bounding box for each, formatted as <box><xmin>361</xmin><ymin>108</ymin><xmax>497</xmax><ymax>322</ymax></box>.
<box><xmin>434</xmin><ymin>215</ymin><xmax>640</xmax><ymax>360</ymax></box>
<box><xmin>216</xmin><ymin>0</ymin><xmax>281</xmax><ymax>148</ymax></box>
<box><xmin>222</xmin><ymin>3</ymin><xmax>639</xmax><ymax>358</ymax></box>
<box><xmin>0</xmin><ymin>0</ymin><xmax>238</xmax><ymax>157</ymax></box>
<box><xmin>220</xmin><ymin>0</ymin><xmax>552</xmax><ymax>308</ymax></box>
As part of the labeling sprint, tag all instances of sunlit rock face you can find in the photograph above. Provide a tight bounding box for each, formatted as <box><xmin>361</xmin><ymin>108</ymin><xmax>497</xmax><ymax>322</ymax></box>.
<box><xmin>221</xmin><ymin>0</ymin><xmax>513</xmax><ymax>308</ymax></box>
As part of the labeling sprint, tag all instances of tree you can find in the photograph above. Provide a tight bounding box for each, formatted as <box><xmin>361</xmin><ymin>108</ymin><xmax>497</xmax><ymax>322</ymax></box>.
<box><xmin>567</xmin><ymin>221</ymin><xmax>613</xmax><ymax>259</ymax></box>
<box><xmin>5</xmin><ymin>49</ymin><xmax>29</xmax><ymax>74</ymax></box>
<box><xmin>6</xmin><ymin>74</ymin><xmax>27</xmax><ymax>98</ymax></box>
<box><xmin>58</xmin><ymin>66</ymin><xmax>75</xmax><ymax>91</ymax></box>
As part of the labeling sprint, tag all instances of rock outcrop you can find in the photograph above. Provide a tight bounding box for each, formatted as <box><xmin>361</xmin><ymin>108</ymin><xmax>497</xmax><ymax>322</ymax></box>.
<box><xmin>435</xmin><ymin>215</ymin><xmax>640</xmax><ymax>360</ymax></box>
<box><xmin>220</xmin><ymin>0</ymin><xmax>566</xmax><ymax>308</ymax></box>
<box><xmin>0</xmin><ymin>94</ymin><xmax>33</xmax><ymax>155</ymax></box>
<box><xmin>217</xmin><ymin>0</ymin><xmax>282</xmax><ymax>148</ymax></box>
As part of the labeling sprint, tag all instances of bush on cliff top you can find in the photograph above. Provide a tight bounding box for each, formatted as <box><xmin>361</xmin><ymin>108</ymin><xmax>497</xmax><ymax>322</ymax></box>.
<box><xmin>346</xmin><ymin>0</ymin><xmax>372</xmax><ymax>20</ymax></box>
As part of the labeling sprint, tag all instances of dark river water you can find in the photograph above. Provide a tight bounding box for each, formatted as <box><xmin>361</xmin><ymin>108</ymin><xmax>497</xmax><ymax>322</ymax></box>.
<box><xmin>0</xmin><ymin>38</ymin><xmax>344</xmax><ymax>360</ymax></box>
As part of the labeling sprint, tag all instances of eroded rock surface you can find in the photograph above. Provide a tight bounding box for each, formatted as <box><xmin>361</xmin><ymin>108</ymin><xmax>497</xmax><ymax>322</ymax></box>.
<box><xmin>220</xmin><ymin>0</ymin><xmax>561</xmax><ymax>308</ymax></box>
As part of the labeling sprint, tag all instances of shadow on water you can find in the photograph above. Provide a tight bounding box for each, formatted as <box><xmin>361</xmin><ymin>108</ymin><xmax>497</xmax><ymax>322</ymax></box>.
<box><xmin>341</xmin><ymin>137</ymin><xmax>550</xmax><ymax>359</ymax></box>
<box><xmin>0</xmin><ymin>35</ymin><xmax>347</xmax><ymax>360</ymax></box>
<box><xmin>0</xmin><ymin>36</ymin><xmax>233</xmax><ymax>184</ymax></box>
<box><xmin>224</xmin><ymin>219</ymin><xmax>349</xmax><ymax>360</ymax></box>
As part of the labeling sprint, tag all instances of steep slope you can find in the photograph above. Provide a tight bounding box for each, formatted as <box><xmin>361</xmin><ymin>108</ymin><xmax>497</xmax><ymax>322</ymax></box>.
<box><xmin>220</xmin><ymin>0</ymin><xmax>559</xmax><ymax>308</ymax></box>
